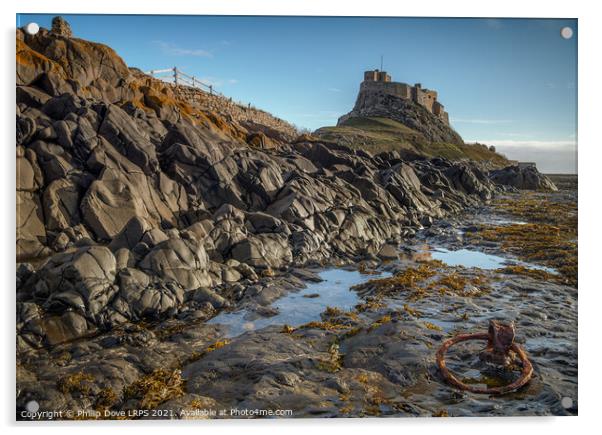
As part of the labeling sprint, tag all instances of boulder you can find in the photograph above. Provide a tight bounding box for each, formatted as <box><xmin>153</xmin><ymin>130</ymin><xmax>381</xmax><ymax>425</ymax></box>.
<box><xmin>27</xmin><ymin>246</ymin><xmax>117</xmax><ymax>318</ymax></box>
<box><xmin>108</xmin><ymin>216</ymin><xmax>151</xmax><ymax>252</ymax></box>
<box><xmin>80</xmin><ymin>170</ymin><xmax>148</xmax><ymax>240</ymax></box>
<box><xmin>230</xmin><ymin>233</ymin><xmax>292</xmax><ymax>269</ymax></box>
<box><xmin>42</xmin><ymin>177</ymin><xmax>81</xmax><ymax>231</ymax></box>
<box><xmin>190</xmin><ymin>287</ymin><xmax>230</xmax><ymax>309</ymax></box>
<box><xmin>16</xmin><ymin>191</ymin><xmax>47</xmax><ymax>261</ymax></box>
<box><xmin>116</xmin><ymin>268</ymin><xmax>185</xmax><ymax>319</ymax></box>
<box><xmin>489</xmin><ymin>165</ymin><xmax>558</xmax><ymax>191</ymax></box>
<box><xmin>139</xmin><ymin>238</ymin><xmax>211</xmax><ymax>290</ymax></box>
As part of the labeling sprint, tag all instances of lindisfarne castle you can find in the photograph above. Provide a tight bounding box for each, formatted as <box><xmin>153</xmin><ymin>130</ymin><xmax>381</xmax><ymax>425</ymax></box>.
<box><xmin>358</xmin><ymin>69</ymin><xmax>449</xmax><ymax>124</ymax></box>
<box><xmin>337</xmin><ymin>69</ymin><xmax>463</xmax><ymax>145</ymax></box>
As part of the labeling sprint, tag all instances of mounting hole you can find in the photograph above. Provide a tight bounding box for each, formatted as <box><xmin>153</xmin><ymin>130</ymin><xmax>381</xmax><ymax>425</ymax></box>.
<box><xmin>561</xmin><ymin>396</ymin><xmax>573</xmax><ymax>409</ymax></box>
<box><xmin>25</xmin><ymin>400</ymin><xmax>39</xmax><ymax>413</ymax></box>
<box><xmin>560</xmin><ymin>27</ymin><xmax>574</xmax><ymax>40</ymax></box>
<box><xmin>24</xmin><ymin>22</ymin><xmax>40</xmax><ymax>36</ymax></box>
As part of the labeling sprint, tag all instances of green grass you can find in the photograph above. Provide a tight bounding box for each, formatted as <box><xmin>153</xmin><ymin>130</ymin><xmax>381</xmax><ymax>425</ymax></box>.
<box><xmin>314</xmin><ymin>116</ymin><xmax>509</xmax><ymax>166</ymax></box>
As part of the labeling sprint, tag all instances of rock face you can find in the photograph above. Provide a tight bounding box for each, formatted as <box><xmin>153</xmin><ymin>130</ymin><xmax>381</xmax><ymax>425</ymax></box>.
<box><xmin>51</xmin><ymin>16</ymin><xmax>72</xmax><ymax>38</ymax></box>
<box><xmin>489</xmin><ymin>165</ymin><xmax>558</xmax><ymax>191</ymax></box>
<box><xmin>338</xmin><ymin>83</ymin><xmax>464</xmax><ymax>146</ymax></box>
<box><xmin>16</xmin><ymin>18</ymin><xmax>501</xmax><ymax>351</ymax></box>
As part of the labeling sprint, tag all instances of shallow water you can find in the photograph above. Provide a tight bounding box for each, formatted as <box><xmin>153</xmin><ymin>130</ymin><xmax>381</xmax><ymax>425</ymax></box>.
<box><xmin>209</xmin><ymin>269</ymin><xmax>390</xmax><ymax>338</ymax></box>
<box><xmin>430</xmin><ymin>247</ymin><xmax>556</xmax><ymax>273</ymax></box>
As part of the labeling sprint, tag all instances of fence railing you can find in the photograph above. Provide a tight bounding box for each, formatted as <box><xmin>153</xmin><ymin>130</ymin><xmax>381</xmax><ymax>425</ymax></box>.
<box><xmin>145</xmin><ymin>67</ymin><xmax>289</xmax><ymax>122</ymax></box>
<box><xmin>146</xmin><ymin>66</ymin><xmax>221</xmax><ymax>96</ymax></box>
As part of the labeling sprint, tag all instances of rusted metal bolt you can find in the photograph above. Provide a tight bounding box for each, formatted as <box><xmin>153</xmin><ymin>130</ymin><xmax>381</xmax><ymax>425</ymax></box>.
<box><xmin>479</xmin><ymin>320</ymin><xmax>517</xmax><ymax>366</ymax></box>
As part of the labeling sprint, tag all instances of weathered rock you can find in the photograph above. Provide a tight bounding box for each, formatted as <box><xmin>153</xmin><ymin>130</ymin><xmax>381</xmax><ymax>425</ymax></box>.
<box><xmin>190</xmin><ymin>287</ymin><xmax>230</xmax><ymax>309</ymax></box>
<box><xmin>50</xmin><ymin>16</ymin><xmax>73</xmax><ymax>38</ymax></box>
<box><xmin>25</xmin><ymin>246</ymin><xmax>117</xmax><ymax>318</ymax></box>
<box><xmin>489</xmin><ymin>165</ymin><xmax>558</xmax><ymax>191</ymax></box>
<box><xmin>108</xmin><ymin>216</ymin><xmax>151</xmax><ymax>252</ymax></box>
<box><xmin>116</xmin><ymin>268</ymin><xmax>185</xmax><ymax>320</ymax></box>
<box><xmin>139</xmin><ymin>238</ymin><xmax>211</xmax><ymax>290</ymax></box>
<box><xmin>42</xmin><ymin>177</ymin><xmax>81</xmax><ymax>231</ymax></box>
<box><xmin>230</xmin><ymin>233</ymin><xmax>292</xmax><ymax>269</ymax></box>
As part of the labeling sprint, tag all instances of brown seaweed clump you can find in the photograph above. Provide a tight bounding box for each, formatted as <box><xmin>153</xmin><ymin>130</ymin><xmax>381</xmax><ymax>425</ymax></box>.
<box><xmin>471</xmin><ymin>193</ymin><xmax>577</xmax><ymax>286</ymax></box>
<box><xmin>124</xmin><ymin>368</ymin><xmax>184</xmax><ymax>410</ymax></box>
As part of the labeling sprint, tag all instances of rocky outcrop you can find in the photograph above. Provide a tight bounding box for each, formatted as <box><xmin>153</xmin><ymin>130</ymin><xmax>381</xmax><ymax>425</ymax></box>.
<box><xmin>489</xmin><ymin>165</ymin><xmax>558</xmax><ymax>191</ymax></box>
<box><xmin>16</xmin><ymin>18</ymin><xmax>500</xmax><ymax>352</ymax></box>
<box><xmin>338</xmin><ymin>87</ymin><xmax>464</xmax><ymax>146</ymax></box>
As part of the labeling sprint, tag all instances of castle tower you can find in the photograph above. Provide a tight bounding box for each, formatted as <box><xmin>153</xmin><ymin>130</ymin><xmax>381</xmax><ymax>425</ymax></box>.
<box><xmin>363</xmin><ymin>69</ymin><xmax>391</xmax><ymax>83</ymax></box>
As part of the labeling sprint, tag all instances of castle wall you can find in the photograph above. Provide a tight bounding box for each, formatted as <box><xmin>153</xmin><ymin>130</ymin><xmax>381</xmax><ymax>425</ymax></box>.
<box><xmin>359</xmin><ymin>71</ymin><xmax>450</xmax><ymax>125</ymax></box>
<box><xmin>364</xmin><ymin>70</ymin><xmax>378</xmax><ymax>81</ymax></box>
<box><xmin>360</xmin><ymin>81</ymin><xmax>412</xmax><ymax>100</ymax></box>
<box><xmin>421</xmin><ymin>90</ymin><xmax>437</xmax><ymax>112</ymax></box>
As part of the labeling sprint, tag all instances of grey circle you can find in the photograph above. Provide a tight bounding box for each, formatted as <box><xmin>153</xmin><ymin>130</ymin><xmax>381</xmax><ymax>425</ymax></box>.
<box><xmin>561</xmin><ymin>27</ymin><xmax>573</xmax><ymax>40</ymax></box>
<box><xmin>24</xmin><ymin>22</ymin><xmax>40</xmax><ymax>36</ymax></box>
<box><xmin>561</xmin><ymin>396</ymin><xmax>573</xmax><ymax>409</ymax></box>
<box><xmin>25</xmin><ymin>400</ymin><xmax>39</xmax><ymax>413</ymax></box>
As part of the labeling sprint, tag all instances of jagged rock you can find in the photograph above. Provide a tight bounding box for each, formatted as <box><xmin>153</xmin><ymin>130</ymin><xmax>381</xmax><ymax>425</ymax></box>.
<box><xmin>16</xmin><ymin>86</ymin><xmax>51</xmax><ymax>107</ymax></box>
<box><xmin>108</xmin><ymin>216</ymin><xmax>151</xmax><ymax>252</ymax></box>
<box><xmin>15</xmin><ymin>20</ymin><xmax>506</xmax><ymax>354</ymax></box>
<box><xmin>22</xmin><ymin>311</ymin><xmax>93</xmax><ymax>347</ymax></box>
<box><xmin>16</xmin><ymin>191</ymin><xmax>47</xmax><ymax>261</ymax></box>
<box><xmin>50</xmin><ymin>16</ymin><xmax>72</xmax><ymax>38</ymax></box>
<box><xmin>114</xmin><ymin>248</ymin><xmax>136</xmax><ymax>270</ymax></box>
<box><xmin>377</xmin><ymin>243</ymin><xmax>399</xmax><ymax>260</ymax></box>
<box><xmin>29</xmin><ymin>140</ymin><xmax>73</xmax><ymax>182</ymax></box>
<box><xmin>489</xmin><ymin>165</ymin><xmax>558</xmax><ymax>191</ymax></box>
<box><xmin>80</xmin><ymin>170</ymin><xmax>149</xmax><ymax>240</ymax></box>
<box><xmin>42</xmin><ymin>177</ymin><xmax>81</xmax><ymax>231</ymax></box>
<box><xmin>25</xmin><ymin>246</ymin><xmax>117</xmax><ymax>318</ymax></box>
<box><xmin>190</xmin><ymin>287</ymin><xmax>230</xmax><ymax>309</ymax></box>
<box><xmin>139</xmin><ymin>238</ymin><xmax>211</xmax><ymax>290</ymax></box>
<box><xmin>16</xmin><ymin>150</ymin><xmax>40</xmax><ymax>192</ymax></box>
<box><xmin>230</xmin><ymin>233</ymin><xmax>293</xmax><ymax>269</ymax></box>
<box><xmin>141</xmin><ymin>228</ymin><xmax>169</xmax><ymax>247</ymax></box>
<box><xmin>116</xmin><ymin>268</ymin><xmax>185</xmax><ymax>319</ymax></box>
<box><xmin>98</xmin><ymin>104</ymin><xmax>159</xmax><ymax>174</ymax></box>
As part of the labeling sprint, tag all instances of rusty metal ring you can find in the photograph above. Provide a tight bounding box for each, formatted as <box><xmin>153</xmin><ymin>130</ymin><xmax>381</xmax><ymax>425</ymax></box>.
<box><xmin>436</xmin><ymin>332</ymin><xmax>533</xmax><ymax>395</ymax></box>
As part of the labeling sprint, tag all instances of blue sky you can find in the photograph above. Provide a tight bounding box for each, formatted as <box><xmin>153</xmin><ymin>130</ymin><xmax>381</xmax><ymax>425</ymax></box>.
<box><xmin>17</xmin><ymin>14</ymin><xmax>577</xmax><ymax>173</ymax></box>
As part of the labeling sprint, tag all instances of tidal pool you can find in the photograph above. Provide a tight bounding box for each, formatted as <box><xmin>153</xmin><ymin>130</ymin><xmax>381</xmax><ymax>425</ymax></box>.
<box><xmin>209</xmin><ymin>268</ymin><xmax>390</xmax><ymax>338</ymax></box>
<box><xmin>430</xmin><ymin>247</ymin><xmax>556</xmax><ymax>273</ymax></box>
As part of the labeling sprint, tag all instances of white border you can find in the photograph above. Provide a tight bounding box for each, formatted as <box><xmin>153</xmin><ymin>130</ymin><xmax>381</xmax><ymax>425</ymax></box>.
<box><xmin>2</xmin><ymin>1</ymin><xmax>599</xmax><ymax>434</ymax></box>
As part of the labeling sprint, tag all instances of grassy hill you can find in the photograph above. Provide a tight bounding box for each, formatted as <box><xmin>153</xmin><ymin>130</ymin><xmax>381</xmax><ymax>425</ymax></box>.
<box><xmin>314</xmin><ymin>116</ymin><xmax>509</xmax><ymax>167</ymax></box>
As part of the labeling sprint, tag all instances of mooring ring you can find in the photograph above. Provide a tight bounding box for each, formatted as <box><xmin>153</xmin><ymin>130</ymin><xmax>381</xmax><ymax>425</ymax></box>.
<box><xmin>436</xmin><ymin>332</ymin><xmax>533</xmax><ymax>395</ymax></box>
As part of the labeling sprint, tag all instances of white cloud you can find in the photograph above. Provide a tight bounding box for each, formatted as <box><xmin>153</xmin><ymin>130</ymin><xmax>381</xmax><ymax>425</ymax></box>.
<box><xmin>466</xmin><ymin>139</ymin><xmax>577</xmax><ymax>150</ymax></box>
<box><xmin>328</xmin><ymin>87</ymin><xmax>342</xmax><ymax>92</ymax></box>
<box><xmin>154</xmin><ymin>40</ymin><xmax>213</xmax><ymax>57</ymax></box>
<box><xmin>465</xmin><ymin>139</ymin><xmax>578</xmax><ymax>173</ymax></box>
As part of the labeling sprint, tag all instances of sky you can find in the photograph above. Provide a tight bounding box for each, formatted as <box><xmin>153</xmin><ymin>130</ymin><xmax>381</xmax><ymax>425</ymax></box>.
<box><xmin>17</xmin><ymin>14</ymin><xmax>578</xmax><ymax>173</ymax></box>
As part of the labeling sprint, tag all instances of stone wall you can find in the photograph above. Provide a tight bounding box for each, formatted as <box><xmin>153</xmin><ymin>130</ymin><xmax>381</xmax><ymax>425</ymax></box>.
<box><xmin>358</xmin><ymin>79</ymin><xmax>449</xmax><ymax>125</ymax></box>
<box><xmin>172</xmin><ymin>84</ymin><xmax>298</xmax><ymax>140</ymax></box>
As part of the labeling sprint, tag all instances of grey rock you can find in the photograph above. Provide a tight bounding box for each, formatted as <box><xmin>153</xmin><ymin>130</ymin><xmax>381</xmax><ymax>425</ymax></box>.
<box><xmin>490</xmin><ymin>165</ymin><xmax>558</xmax><ymax>191</ymax></box>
